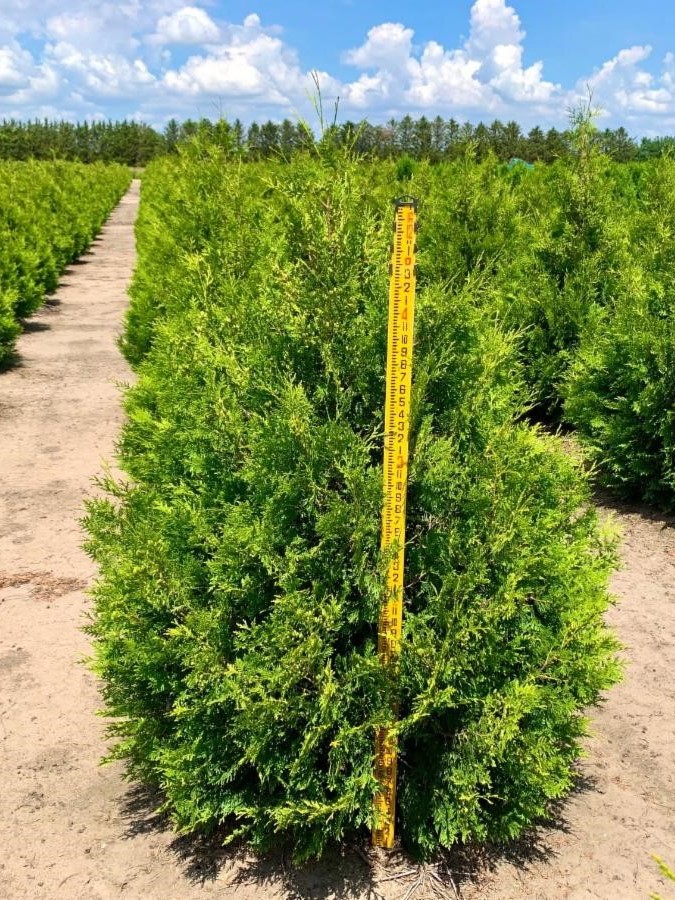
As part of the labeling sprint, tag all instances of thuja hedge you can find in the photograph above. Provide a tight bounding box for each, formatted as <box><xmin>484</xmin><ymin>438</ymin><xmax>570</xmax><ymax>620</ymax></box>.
<box><xmin>124</xmin><ymin>141</ymin><xmax>675</xmax><ymax>506</ymax></box>
<box><xmin>418</xmin><ymin>139</ymin><xmax>675</xmax><ymax>505</ymax></box>
<box><xmin>86</xmin><ymin>147</ymin><xmax>620</xmax><ymax>859</ymax></box>
<box><xmin>0</xmin><ymin>160</ymin><xmax>130</xmax><ymax>364</ymax></box>
<box><xmin>563</xmin><ymin>155</ymin><xmax>675</xmax><ymax>504</ymax></box>
<box><xmin>420</xmin><ymin>143</ymin><xmax>640</xmax><ymax>417</ymax></box>
<box><xmin>123</xmin><ymin>146</ymin><xmax>278</xmax><ymax>366</ymax></box>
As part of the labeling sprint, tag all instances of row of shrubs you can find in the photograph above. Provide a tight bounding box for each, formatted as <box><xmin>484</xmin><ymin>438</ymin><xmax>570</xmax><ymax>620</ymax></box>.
<box><xmin>0</xmin><ymin>160</ymin><xmax>131</xmax><ymax>365</ymax></box>
<box><xmin>85</xmin><ymin>142</ymin><xmax>620</xmax><ymax>859</ymax></box>
<box><xmin>418</xmin><ymin>132</ymin><xmax>675</xmax><ymax>505</ymax></box>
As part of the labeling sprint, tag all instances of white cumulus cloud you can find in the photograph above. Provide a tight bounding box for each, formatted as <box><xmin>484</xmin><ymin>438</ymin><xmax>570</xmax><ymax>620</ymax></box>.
<box><xmin>340</xmin><ymin>0</ymin><xmax>559</xmax><ymax>117</ymax></box>
<box><xmin>151</xmin><ymin>6</ymin><xmax>220</xmax><ymax>46</ymax></box>
<box><xmin>467</xmin><ymin>0</ymin><xmax>524</xmax><ymax>62</ymax></box>
<box><xmin>579</xmin><ymin>45</ymin><xmax>675</xmax><ymax>123</ymax></box>
<box><xmin>162</xmin><ymin>24</ymin><xmax>306</xmax><ymax>105</ymax></box>
<box><xmin>47</xmin><ymin>41</ymin><xmax>155</xmax><ymax>99</ymax></box>
<box><xmin>0</xmin><ymin>1</ymin><xmax>674</xmax><ymax>133</ymax></box>
<box><xmin>344</xmin><ymin>23</ymin><xmax>414</xmax><ymax>73</ymax></box>
<box><xmin>0</xmin><ymin>43</ymin><xmax>34</xmax><ymax>92</ymax></box>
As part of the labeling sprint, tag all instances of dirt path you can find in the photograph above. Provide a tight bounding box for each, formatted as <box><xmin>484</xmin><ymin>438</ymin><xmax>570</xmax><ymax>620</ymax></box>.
<box><xmin>0</xmin><ymin>181</ymin><xmax>673</xmax><ymax>899</ymax></box>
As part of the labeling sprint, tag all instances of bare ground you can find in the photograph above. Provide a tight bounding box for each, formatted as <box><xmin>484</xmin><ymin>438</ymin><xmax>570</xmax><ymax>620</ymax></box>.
<box><xmin>0</xmin><ymin>181</ymin><xmax>673</xmax><ymax>900</ymax></box>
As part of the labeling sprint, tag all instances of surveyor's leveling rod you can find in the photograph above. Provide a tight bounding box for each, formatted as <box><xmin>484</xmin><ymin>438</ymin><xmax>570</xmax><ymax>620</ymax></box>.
<box><xmin>372</xmin><ymin>196</ymin><xmax>418</xmax><ymax>850</ymax></box>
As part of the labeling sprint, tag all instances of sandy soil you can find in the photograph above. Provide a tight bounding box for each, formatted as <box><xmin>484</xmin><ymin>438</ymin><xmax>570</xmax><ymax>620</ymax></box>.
<box><xmin>0</xmin><ymin>181</ymin><xmax>673</xmax><ymax>900</ymax></box>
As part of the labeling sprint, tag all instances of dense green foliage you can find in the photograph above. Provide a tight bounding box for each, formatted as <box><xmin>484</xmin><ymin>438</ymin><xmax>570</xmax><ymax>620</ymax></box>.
<box><xmin>86</xmin><ymin>146</ymin><xmax>621</xmax><ymax>859</ymax></box>
<box><xmin>563</xmin><ymin>155</ymin><xmax>675</xmax><ymax>502</ymax></box>
<box><xmin>412</xmin><ymin>133</ymin><xmax>675</xmax><ymax>504</ymax></box>
<box><xmin>0</xmin><ymin>160</ymin><xmax>131</xmax><ymax>364</ymax></box>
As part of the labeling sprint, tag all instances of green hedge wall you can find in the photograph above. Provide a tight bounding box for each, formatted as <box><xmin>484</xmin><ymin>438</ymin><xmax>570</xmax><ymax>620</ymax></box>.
<box><xmin>0</xmin><ymin>160</ymin><xmax>131</xmax><ymax>364</ymax></box>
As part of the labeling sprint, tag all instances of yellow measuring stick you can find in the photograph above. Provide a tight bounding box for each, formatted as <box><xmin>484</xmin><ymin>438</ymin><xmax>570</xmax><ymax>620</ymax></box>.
<box><xmin>372</xmin><ymin>197</ymin><xmax>418</xmax><ymax>849</ymax></box>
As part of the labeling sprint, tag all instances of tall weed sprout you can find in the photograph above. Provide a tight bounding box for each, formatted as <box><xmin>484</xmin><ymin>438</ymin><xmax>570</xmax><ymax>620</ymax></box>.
<box><xmin>85</xmin><ymin>141</ymin><xmax>621</xmax><ymax>859</ymax></box>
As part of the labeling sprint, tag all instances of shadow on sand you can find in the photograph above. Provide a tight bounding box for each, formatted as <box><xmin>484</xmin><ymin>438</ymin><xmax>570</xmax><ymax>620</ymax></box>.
<box><xmin>119</xmin><ymin>774</ymin><xmax>596</xmax><ymax>898</ymax></box>
<box><xmin>67</xmin><ymin>250</ymin><xmax>96</xmax><ymax>266</ymax></box>
<box><xmin>21</xmin><ymin>319</ymin><xmax>52</xmax><ymax>334</ymax></box>
<box><xmin>593</xmin><ymin>487</ymin><xmax>675</xmax><ymax>531</ymax></box>
<box><xmin>0</xmin><ymin>296</ymin><xmax>63</xmax><ymax>371</ymax></box>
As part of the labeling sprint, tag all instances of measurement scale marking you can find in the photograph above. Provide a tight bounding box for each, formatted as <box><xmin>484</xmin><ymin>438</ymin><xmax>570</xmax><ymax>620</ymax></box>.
<box><xmin>372</xmin><ymin>197</ymin><xmax>418</xmax><ymax>849</ymax></box>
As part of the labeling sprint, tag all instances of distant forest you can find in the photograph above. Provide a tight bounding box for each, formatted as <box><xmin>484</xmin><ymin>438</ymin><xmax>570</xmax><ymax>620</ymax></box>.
<box><xmin>0</xmin><ymin>115</ymin><xmax>673</xmax><ymax>166</ymax></box>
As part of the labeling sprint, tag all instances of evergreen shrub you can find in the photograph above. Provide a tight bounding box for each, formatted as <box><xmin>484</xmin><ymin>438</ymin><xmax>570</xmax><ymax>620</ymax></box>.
<box><xmin>0</xmin><ymin>160</ymin><xmax>131</xmax><ymax>364</ymax></box>
<box><xmin>85</xmin><ymin>148</ymin><xmax>620</xmax><ymax>859</ymax></box>
<box><xmin>564</xmin><ymin>156</ymin><xmax>675</xmax><ymax>504</ymax></box>
<box><xmin>565</xmin><ymin>297</ymin><xmax>675</xmax><ymax>504</ymax></box>
<box><xmin>123</xmin><ymin>145</ymin><xmax>279</xmax><ymax>366</ymax></box>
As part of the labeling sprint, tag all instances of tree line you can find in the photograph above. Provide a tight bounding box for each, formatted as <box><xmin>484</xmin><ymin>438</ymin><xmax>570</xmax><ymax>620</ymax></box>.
<box><xmin>1</xmin><ymin>115</ymin><xmax>673</xmax><ymax>166</ymax></box>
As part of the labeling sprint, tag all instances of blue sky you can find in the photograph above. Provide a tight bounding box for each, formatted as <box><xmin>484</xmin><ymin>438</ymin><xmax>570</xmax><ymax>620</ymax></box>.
<box><xmin>218</xmin><ymin>0</ymin><xmax>673</xmax><ymax>85</ymax></box>
<box><xmin>1</xmin><ymin>0</ymin><xmax>674</xmax><ymax>134</ymax></box>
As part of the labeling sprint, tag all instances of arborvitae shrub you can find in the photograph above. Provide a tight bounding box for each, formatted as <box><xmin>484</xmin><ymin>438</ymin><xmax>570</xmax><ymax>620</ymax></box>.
<box><xmin>85</xmin><ymin>149</ymin><xmax>620</xmax><ymax>860</ymax></box>
<box><xmin>418</xmin><ymin>129</ymin><xmax>641</xmax><ymax>419</ymax></box>
<box><xmin>396</xmin><ymin>155</ymin><xmax>415</xmax><ymax>181</ymax></box>
<box><xmin>564</xmin><ymin>160</ymin><xmax>675</xmax><ymax>505</ymax></box>
<box><xmin>421</xmin><ymin>152</ymin><xmax>528</xmax><ymax>286</ymax></box>
<box><xmin>0</xmin><ymin>160</ymin><xmax>130</xmax><ymax>361</ymax></box>
<box><xmin>123</xmin><ymin>144</ymin><xmax>278</xmax><ymax>367</ymax></box>
<box><xmin>564</xmin><ymin>296</ymin><xmax>675</xmax><ymax>504</ymax></box>
<box><xmin>493</xmin><ymin>147</ymin><xmax>640</xmax><ymax>417</ymax></box>
<box><xmin>0</xmin><ymin>288</ymin><xmax>20</xmax><ymax>366</ymax></box>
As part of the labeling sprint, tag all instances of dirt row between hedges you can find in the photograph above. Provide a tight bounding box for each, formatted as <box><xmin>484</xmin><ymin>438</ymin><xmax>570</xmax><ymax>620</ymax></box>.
<box><xmin>0</xmin><ymin>181</ymin><xmax>673</xmax><ymax>900</ymax></box>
